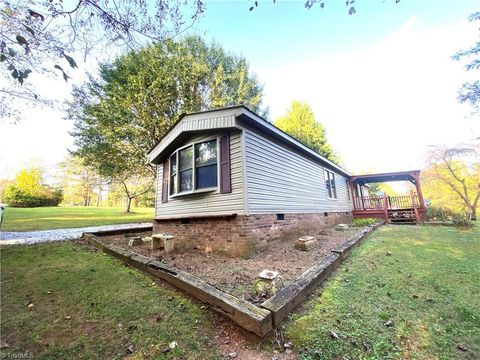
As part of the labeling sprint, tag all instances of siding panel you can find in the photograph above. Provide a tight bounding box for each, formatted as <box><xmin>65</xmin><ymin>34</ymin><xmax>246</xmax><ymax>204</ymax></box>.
<box><xmin>244</xmin><ymin>130</ymin><xmax>352</xmax><ymax>214</ymax></box>
<box><xmin>155</xmin><ymin>131</ymin><xmax>244</xmax><ymax>218</ymax></box>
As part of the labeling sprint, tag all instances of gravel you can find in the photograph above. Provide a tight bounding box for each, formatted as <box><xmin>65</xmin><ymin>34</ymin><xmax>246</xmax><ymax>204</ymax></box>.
<box><xmin>0</xmin><ymin>222</ymin><xmax>152</xmax><ymax>245</ymax></box>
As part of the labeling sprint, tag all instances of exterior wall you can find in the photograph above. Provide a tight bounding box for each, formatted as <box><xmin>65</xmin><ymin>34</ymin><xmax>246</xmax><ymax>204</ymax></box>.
<box><xmin>242</xmin><ymin>128</ymin><xmax>352</xmax><ymax>215</ymax></box>
<box><xmin>153</xmin><ymin>212</ymin><xmax>352</xmax><ymax>257</ymax></box>
<box><xmin>155</xmin><ymin>130</ymin><xmax>245</xmax><ymax>218</ymax></box>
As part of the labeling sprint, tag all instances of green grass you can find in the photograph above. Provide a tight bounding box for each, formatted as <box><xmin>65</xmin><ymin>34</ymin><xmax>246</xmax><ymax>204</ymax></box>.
<box><xmin>1</xmin><ymin>206</ymin><xmax>154</xmax><ymax>231</ymax></box>
<box><xmin>286</xmin><ymin>224</ymin><xmax>480</xmax><ymax>359</ymax></box>
<box><xmin>0</xmin><ymin>242</ymin><xmax>218</xmax><ymax>359</ymax></box>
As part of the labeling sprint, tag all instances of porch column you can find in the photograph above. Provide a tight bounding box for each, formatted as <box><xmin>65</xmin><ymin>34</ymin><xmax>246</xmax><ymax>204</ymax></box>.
<box><xmin>413</xmin><ymin>174</ymin><xmax>425</xmax><ymax>208</ymax></box>
<box><xmin>349</xmin><ymin>180</ymin><xmax>357</xmax><ymax>209</ymax></box>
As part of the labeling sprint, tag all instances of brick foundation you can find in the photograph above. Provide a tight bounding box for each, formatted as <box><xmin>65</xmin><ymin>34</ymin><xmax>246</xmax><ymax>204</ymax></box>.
<box><xmin>153</xmin><ymin>212</ymin><xmax>352</xmax><ymax>257</ymax></box>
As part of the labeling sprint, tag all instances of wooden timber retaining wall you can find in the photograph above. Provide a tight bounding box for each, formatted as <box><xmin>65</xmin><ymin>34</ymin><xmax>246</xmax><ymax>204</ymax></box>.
<box><xmin>82</xmin><ymin>221</ymin><xmax>384</xmax><ymax>337</ymax></box>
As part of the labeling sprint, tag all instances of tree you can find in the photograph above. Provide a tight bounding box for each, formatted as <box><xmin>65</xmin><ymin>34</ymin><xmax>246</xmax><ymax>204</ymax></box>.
<box><xmin>4</xmin><ymin>165</ymin><xmax>63</xmax><ymax>207</ymax></box>
<box><xmin>421</xmin><ymin>145</ymin><xmax>480</xmax><ymax>220</ymax></box>
<box><xmin>69</xmin><ymin>36</ymin><xmax>265</xmax><ymax>212</ymax></box>
<box><xmin>274</xmin><ymin>100</ymin><xmax>339</xmax><ymax>163</ymax></box>
<box><xmin>58</xmin><ymin>156</ymin><xmax>104</xmax><ymax>206</ymax></box>
<box><xmin>452</xmin><ymin>12</ymin><xmax>480</xmax><ymax>113</ymax></box>
<box><xmin>0</xmin><ymin>0</ymin><xmax>205</xmax><ymax>121</ymax></box>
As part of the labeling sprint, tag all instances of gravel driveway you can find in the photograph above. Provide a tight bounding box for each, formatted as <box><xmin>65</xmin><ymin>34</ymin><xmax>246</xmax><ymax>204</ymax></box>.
<box><xmin>0</xmin><ymin>222</ymin><xmax>152</xmax><ymax>245</ymax></box>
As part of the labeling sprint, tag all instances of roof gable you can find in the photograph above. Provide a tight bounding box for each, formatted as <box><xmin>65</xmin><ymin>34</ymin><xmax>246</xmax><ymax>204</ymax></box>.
<box><xmin>148</xmin><ymin>105</ymin><xmax>351</xmax><ymax>177</ymax></box>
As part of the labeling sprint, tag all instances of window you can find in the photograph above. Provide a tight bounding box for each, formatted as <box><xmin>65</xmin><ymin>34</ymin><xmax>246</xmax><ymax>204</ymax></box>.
<box><xmin>195</xmin><ymin>140</ymin><xmax>218</xmax><ymax>189</ymax></box>
<box><xmin>324</xmin><ymin>170</ymin><xmax>337</xmax><ymax>199</ymax></box>
<box><xmin>169</xmin><ymin>139</ymin><xmax>218</xmax><ymax>195</ymax></box>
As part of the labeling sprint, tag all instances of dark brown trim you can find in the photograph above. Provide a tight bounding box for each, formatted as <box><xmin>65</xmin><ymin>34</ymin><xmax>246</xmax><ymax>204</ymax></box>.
<box><xmin>155</xmin><ymin>213</ymin><xmax>238</xmax><ymax>221</ymax></box>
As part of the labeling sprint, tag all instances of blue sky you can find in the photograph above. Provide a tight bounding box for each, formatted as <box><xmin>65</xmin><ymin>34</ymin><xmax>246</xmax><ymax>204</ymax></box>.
<box><xmin>0</xmin><ymin>0</ymin><xmax>478</xmax><ymax>179</ymax></box>
<box><xmin>195</xmin><ymin>0</ymin><xmax>476</xmax><ymax>70</ymax></box>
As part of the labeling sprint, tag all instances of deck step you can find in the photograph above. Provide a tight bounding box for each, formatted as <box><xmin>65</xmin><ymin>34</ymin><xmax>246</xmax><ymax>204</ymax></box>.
<box><xmin>388</xmin><ymin>209</ymin><xmax>417</xmax><ymax>224</ymax></box>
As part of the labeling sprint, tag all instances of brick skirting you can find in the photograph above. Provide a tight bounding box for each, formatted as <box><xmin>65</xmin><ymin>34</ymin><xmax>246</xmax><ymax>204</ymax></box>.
<box><xmin>153</xmin><ymin>212</ymin><xmax>352</xmax><ymax>257</ymax></box>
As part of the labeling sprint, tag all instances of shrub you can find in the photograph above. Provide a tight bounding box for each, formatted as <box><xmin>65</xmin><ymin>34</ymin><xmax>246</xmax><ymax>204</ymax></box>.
<box><xmin>452</xmin><ymin>212</ymin><xmax>473</xmax><ymax>229</ymax></box>
<box><xmin>426</xmin><ymin>206</ymin><xmax>453</xmax><ymax>221</ymax></box>
<box><xmin>351</xmin><ymin>218</ymin><xmax>378</xmax><ymax>227</ymax></box>
<box><xmin>5</xmin><ymin>185</ymin><xmax>63</xmax><ymax>207</ymax></box>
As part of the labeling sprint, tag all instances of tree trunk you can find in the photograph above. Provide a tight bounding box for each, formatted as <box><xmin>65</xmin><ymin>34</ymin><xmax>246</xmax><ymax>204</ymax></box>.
<box><xmin>471</xmin><ymin>206</ymin><xmax>477</xmax><ymax>221</ymax></box>
<box><xmin>125</xmin><ymin>197</ymin><xmax>132</xmax><ymax>213</ymax></box>
<box><xmin>96</xmin><ymin>184</ymin><xmax>102</xmax><ymax>207</ymax></box>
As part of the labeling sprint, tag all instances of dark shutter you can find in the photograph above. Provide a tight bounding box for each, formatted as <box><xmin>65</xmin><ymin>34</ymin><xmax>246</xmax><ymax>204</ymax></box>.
<box><xmin>161</xmin><ymin>160</ymin><xmax>169</xmax><ymax>203</ymax></box>
<box><xmin>219</xmin><ymin>133</ymin><xmax>231</xmax><ymax>194</ymax></box>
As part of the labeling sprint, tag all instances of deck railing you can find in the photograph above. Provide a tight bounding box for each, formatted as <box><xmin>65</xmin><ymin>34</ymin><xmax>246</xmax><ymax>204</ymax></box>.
<box><xmin>388</xmin><ymin>195</ymin><xmax>418</xmax><ymax>209</ymax></box>
<box><xmin>353</xmin><ymin>194</ymin><xmax>420</xmax><ymax>211</ymax></box>
<box><xmin>353</xmin><ymin>196</ymin><xmax>385</xmax><ymax>210</ymax></box>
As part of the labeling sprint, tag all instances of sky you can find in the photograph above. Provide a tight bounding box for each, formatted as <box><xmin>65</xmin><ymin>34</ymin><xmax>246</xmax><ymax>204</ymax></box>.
<box><xmin>0</xmin><ymin>0</ymin><xmax>478</xmax><ymax>181</ymax></box>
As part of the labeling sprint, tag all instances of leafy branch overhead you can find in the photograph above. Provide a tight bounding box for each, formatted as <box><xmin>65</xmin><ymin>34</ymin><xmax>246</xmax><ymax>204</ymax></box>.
<box><xmin>0</xmin><ymin>0</ymin><xmax>205</xmax><ymax>119</ymax></box>
<box><xmin>452</xmin><ymin>12</ymin><xmax>480</xmax><ymax>113</ymax></box>
<box><xmin>249</xmin><ymin>0</ymin><xmax>401</xmax><ymax>14</ymax></box>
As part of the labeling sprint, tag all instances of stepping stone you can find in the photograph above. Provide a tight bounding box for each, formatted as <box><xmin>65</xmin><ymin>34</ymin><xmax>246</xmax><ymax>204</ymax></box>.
<box><xmin>295</xmin><ymin>236</ymin><xmax>317</xmax><ymax>251</ymax></box>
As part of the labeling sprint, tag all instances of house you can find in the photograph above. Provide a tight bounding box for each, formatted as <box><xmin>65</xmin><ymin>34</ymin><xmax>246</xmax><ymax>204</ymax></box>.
<box><xmin>148</xmin><ymin>105</ymin><xmax>426</xmax><ymax>257</ymax></box>
<box><xmin>148</xmin><ymin>105</ymin><xmax>354</xmax><ymax>257</ymax></box>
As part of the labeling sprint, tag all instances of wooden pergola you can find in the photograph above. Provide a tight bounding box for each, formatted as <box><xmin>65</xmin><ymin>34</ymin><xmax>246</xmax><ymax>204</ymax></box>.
<box><xmin>349</xmin><ymin>170</ymin><xmax>426</xmax><ymax>224</ymax></box>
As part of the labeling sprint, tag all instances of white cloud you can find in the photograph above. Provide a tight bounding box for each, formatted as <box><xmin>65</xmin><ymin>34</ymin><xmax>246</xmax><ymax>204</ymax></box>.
<box><xmin>258</xmin><ymin>17</ymin><xmax>479</xmax><ymax>174</ymax></box>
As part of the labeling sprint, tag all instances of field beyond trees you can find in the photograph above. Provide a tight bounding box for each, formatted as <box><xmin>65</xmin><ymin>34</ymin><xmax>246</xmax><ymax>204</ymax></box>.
<box><xmin>1</xmin><ymin>206</ymin><xmax>154</xmax><ymax>232</ymax></box>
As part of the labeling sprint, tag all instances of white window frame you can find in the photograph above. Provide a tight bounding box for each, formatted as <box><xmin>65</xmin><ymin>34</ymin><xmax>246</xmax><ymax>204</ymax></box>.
<box><xmin>168</xmin><ymin>136</ymin><xmax>220</xmax><ymax>198</ymax></box>
<box><xmin>324</xmin><ymin>169</ymin><xmax>337</xmax><ymax>199</ymax></box>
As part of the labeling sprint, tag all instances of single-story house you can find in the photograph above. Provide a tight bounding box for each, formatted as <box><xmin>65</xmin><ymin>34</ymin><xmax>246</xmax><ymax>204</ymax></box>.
<box><xmin>148</xmin><ymin>105</ymin><xmax>355</xmax><ymax>257</ymax></box>
<box><xmin>148</xmin><ymin>105</ymin><xmax>427</xmax><ymax>257</ymax></box>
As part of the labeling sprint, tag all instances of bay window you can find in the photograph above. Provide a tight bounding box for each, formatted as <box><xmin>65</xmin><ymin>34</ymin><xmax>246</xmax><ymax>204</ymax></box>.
<box><xmin>169</xmin><ymin>139</ymin><xmax>218</xmax><ymax>195</ymax></box>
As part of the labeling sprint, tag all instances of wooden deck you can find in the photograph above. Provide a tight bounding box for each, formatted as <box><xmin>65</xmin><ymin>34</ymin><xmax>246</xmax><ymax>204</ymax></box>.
<box><xmin>352</xmin><ymin>194</ymin><xmax>426</xmax><ymax>224</ymax></box>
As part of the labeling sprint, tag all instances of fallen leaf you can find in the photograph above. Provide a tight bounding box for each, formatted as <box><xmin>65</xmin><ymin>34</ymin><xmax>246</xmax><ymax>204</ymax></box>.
<box><xmin>228</xmin><ymin>352</ymin><xmax>237</xmax><ymax>358</ymax></box>
<box><xmin>27</xmin><ymin>303</ymin><xmax>34</xmax><ymax>310</ymax></box>
<box><xmin>330</xmin><ymin>330</ymin><xmax>339</xmax><ymax>340</ymax></box>
<box><xmin>64</xmin><ymin>316</ymin><xmax>71</xmax><ymax>320</ymax></box>
<box><xmin>385</xmin><ymin>320</ymin><xmax>394</xmax><ymax>327</ymax></box>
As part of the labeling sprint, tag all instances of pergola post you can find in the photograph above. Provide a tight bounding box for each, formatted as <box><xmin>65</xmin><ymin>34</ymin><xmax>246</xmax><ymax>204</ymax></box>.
<box><xmin>349</xmin><ymin>180</ymin><xmax>357</xmax><ymax>210</ymax></box>
<box><xmin>383</xmin><ymin>193</ymin><xmax>389</xmax><ymax>222</ymax></box>
<box><xmin>413</xmin><ymin>174</ymin><xmax>425</xmax><ymax>208</ymax></box>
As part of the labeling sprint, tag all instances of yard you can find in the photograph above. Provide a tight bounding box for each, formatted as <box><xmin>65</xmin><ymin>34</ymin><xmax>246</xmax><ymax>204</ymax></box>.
<box><xmin>0</xmin><ymin>241</ymin><xmax>219</xmax><ymax>359</ymax></box>
<box><xmin>285</xmin><ymin>225</ymin><xmax>480</xmax><ymax>359</ymax></box>
<box><xmin>1</xmin><ymin>225</ymin><xmax>478</xmax><ymax>359</ymax></box>
<box><xmin>0</xmin><ymin>206</ymin><xmax>154</xmax><ymax>231</ymax></box>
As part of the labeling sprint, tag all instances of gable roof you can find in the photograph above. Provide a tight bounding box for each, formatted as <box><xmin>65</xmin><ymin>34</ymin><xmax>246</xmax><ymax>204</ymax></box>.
<box><xmin>148</xmin><ymin>105</ymin><xmax>351</xmax><ymax>177</ymax></box>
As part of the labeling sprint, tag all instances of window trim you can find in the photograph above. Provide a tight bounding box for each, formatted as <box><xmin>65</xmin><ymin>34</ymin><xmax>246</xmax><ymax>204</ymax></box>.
<box><xmin>168</xmin><ymin>136</ymin><xmax>220</xmax><ymax>198</ymax></box>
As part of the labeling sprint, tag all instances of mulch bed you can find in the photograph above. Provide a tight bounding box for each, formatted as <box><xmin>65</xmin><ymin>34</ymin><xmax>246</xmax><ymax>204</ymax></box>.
<box><xmin>99</xmin><ymin>226</ymin><xmax>365</xmax><ymax>302</ymax></box>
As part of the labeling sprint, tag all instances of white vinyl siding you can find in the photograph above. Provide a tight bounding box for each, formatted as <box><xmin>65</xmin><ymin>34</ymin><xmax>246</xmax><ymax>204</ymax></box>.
<box><xmin>243</xmin><ymin>129</ymin><xmax>352</xmax><ymax>214</ymax></box>
<box><xmin>155</xmin><ymin>130</ymin><xmax>244</xmax><ymax>218</ymax></box>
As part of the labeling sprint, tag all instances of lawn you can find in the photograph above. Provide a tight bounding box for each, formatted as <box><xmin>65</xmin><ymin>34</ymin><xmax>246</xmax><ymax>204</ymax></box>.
<box><xmin>1</xmin><ymin>206</ymin><xmax>154</xmax><ymax>231</ymax></box>
<box><xmin>1</xmin><ymin>225</ymin><xmax>478</xmax><ymax>359</ymax></box>
<box><xmin>0</xmin><ymin>242</ymin><xmax>218</xmax><ymax>359</ymax></box>
<box><xmin>286</xmin><ymin>224</ymin><xmax>480</xmax><ymax>359</ymax></box>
